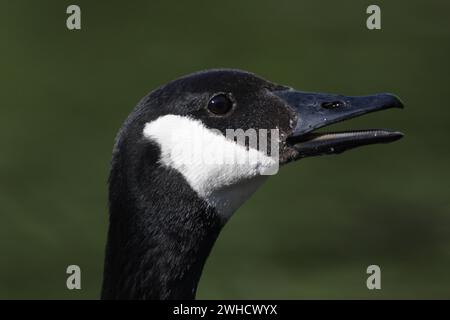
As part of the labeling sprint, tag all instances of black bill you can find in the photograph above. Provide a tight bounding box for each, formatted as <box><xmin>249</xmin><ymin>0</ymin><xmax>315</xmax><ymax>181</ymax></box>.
<box><xmin>274</xmin><ymin>89</ymin><xmax>404</xmax><ymax>158</ymax></box>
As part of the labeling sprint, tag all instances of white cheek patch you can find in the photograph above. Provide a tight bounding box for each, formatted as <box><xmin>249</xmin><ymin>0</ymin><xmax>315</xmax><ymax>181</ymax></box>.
<box><xmin>143</xmin><ymin>115</ymin><xmax>277</xmax><ymax>219</ymax></box>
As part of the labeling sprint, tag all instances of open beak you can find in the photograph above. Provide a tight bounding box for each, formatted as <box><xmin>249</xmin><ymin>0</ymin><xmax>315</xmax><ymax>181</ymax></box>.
<box><xmin>274</xmin><ymin>89</ymin><xmax>404</xmax><ymax>159</ymax></box>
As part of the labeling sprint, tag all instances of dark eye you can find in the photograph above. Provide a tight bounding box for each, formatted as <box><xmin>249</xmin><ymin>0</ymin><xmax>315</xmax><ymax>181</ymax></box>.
<box><xmin>207</xmin><ymin>93</ymin><xmax>233</xmax><ymax>115</ymax></box>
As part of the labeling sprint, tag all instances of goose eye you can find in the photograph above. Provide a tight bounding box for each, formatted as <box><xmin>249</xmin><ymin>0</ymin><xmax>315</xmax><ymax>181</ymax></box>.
<box><xmin>207</xmin><ymin>93</ymin><xmax>233</xmax><ymax>115</ymax></box>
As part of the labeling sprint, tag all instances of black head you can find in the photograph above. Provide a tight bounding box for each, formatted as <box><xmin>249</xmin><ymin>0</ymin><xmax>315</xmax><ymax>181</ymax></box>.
<box><xmin>115</xmin><ymin>68</ymin><xmax>403</xmax><ymax>167</ymax></box>
<box><xmin>103</xmin><ymin>69</ymin><xmax>404</xmax><ymax>300</ymax></box>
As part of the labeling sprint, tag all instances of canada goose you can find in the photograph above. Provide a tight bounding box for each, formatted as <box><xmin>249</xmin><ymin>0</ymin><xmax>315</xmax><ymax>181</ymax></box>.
<box><xmin>101</xmin><ymin>69</ymin><xmax>403</xmax><ymax>299</ymax></box>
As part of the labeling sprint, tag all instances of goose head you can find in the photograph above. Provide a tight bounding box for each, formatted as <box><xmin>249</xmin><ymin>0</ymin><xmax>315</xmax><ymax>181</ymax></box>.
<box><xmin>102</xmin><ymin>69</ymin><xmax>403</xmax><ymax>299</ymax></box>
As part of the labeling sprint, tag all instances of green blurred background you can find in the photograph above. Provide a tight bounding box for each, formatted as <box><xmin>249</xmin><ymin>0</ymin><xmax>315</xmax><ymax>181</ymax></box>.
<box><xmin>1</xmin><ymin>0</ymin><xmax>449</xmax><ymax>299</ymax></box>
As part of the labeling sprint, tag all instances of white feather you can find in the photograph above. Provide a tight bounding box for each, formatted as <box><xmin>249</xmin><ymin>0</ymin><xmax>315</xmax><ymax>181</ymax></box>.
<box><xmin>143</xmin><ymin>115</ymin><xmax>277</xmax><ymax>219</ymax></box>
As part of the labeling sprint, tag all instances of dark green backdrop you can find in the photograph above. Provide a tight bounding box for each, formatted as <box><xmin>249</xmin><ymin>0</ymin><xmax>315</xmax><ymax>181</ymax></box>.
<box><xmin>1</xmin><ymin>0</ymin><xmax>449</xmax><ymax>299</ymax></box>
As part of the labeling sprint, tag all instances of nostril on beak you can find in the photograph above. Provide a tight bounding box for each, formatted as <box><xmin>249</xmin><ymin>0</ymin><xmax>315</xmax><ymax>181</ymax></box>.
<box><xmin>321</xmin><ymin>101</ymin><xmax>344</xmax><ymax>109</ymax></box>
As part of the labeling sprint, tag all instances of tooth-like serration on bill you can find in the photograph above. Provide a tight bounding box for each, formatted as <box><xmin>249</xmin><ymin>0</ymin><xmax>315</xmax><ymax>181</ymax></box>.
<box><xmin>291</xmin><ymin>129</ymin><xmax>403</xmax><ymax>157</ymax></box>
<box><xmin>302</xmin><ymin>129</ymin><xmax>400</xmax><ymax>142</ymax></box>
